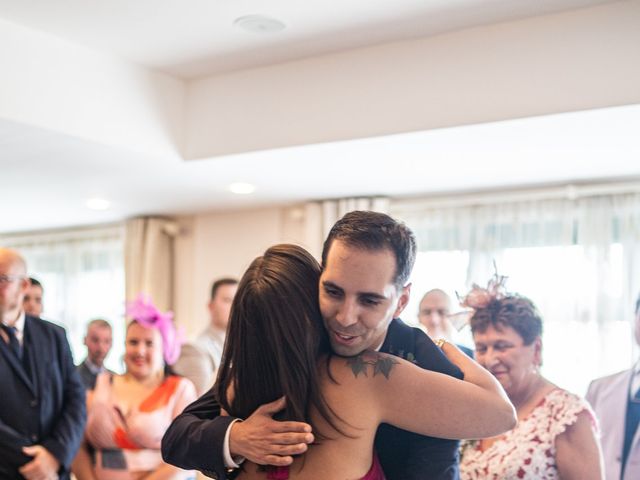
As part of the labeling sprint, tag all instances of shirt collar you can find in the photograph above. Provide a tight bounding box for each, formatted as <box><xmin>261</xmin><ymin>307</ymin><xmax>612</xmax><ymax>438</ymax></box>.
<box><xmin>84</xmin><ymin>357</ymin><xmax>105</xmax><ymax>375</ymax></box>
<box><xmin>207</xmin><ymin>325</ymin><xmax>226</xmax><ymax>340</ymax></box>
<box><xmin>2</xmin><ymin>310</ymin><xmax>25</xmax><ymax>334</ymax></box>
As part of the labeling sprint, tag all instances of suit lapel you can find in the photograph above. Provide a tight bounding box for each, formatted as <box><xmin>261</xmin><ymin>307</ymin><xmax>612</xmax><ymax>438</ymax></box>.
<box><xmin>0</xmin><ymin>334</ymin><xmax>37</xmax><ymax>396</ymax></box>
<box><xmin>22</xmin><ymin>317</ymin><xmax>41</xmax><ymax>398</ymax></box>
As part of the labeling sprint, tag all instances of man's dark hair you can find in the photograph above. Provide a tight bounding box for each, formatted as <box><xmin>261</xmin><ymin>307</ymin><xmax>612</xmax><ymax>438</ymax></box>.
<box><xmin>470</xmin><ymin>295</ymin><xmax>543</xmax><ymax>345</ymax></box>
<box><xmin>210</xmin><ymin>277</ymin><xmax>238</xmax><ymax>301</ymax></box>
<box><xmin>321</xmin><ymin>210</ymin><xmax>417</xmax><ymax>288</ymax></box>
<box><xmin>216</xmin><ymin>244</ymin><xmax>345</xmax><ymax>439</ymax></box>
<box><xmin>29</xmin><ymin>277</ymin><xmax>42</xmax><ymax>290</ymax></box>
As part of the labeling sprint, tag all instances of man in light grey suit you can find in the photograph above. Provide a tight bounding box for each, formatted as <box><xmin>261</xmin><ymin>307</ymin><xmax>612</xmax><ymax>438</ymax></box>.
<box><xmin>587</xmin><ymin>294</ymin><xmax>640</xmax><ymax>480</ymax></box>
<box><xmin>173</xmin><ymin>277</ymin><xmax>238</xmax><ymax>395</ymax></box>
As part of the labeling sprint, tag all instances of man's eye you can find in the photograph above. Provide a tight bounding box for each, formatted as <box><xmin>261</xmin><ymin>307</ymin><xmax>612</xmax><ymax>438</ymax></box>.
<box><xmin>325</xmin><ymin>288</ymin><xmax>341</xmax><ymax>297</ymax></box>
<box><xmin>361</xmin><ymin>298</ymin><xmax>380</xmax><ymax>307</ymax></box>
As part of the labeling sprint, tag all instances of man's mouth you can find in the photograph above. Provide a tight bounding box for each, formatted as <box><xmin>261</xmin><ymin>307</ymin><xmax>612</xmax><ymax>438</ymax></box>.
<box><xmin>331</xmin><ymin>330</ymin><xmax>359</xmax><ymax>345</ymax></box>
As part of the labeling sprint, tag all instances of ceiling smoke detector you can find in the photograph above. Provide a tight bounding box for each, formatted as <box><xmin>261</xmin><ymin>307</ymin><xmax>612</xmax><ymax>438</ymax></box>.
<box><xmin>233</xmin><ymin>15</ymin><xmax>286</xmax><ymax>33</ymax></box>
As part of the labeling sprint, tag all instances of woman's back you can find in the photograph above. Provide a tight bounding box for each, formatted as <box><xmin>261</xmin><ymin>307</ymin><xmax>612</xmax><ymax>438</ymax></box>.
<box><xmin>236</xmin><ymin>354</ymin><xmax>388</xmax><ymax>479</ymax></box>
<box><xmin>237</xmin><ymin>349</ymin><xmax>514</xmax><ymax>480</ymax></box>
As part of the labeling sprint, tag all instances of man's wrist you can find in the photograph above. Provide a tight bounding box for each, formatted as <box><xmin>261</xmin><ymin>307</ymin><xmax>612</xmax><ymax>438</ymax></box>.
<box><xmin>223</xmin><ymin>419</ymin><xmax>245</xmax><ymax>468</ymax></box>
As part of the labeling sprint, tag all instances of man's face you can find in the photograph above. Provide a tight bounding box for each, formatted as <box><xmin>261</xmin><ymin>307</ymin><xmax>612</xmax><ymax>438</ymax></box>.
<box><xmin>23</xmin><ymin>284</ymin><xmax>43</xmax><ymax>317</ymax></box>
<box><xmin>209</xmin><ymin>283</ymin><xmax>238</xmax><ymax>330</ymax></box>
<box><xmin>418</xmin><ymin>291</ymin><xmax>451</xmax><ymax>338</ymax></box>
<box><xmin>0</xmin><ymin>254</ymin><xmax>29</xmax><ymax>319</ymax></box>
<box><xmin>84</xmin><ymin>325</ymin><xmax>113</xmax><ymax>367</ymax></box>
<box><xmin>319</xmin><ymin>240</ymin><xmax>410</xmax><ymax>356</ymax></box>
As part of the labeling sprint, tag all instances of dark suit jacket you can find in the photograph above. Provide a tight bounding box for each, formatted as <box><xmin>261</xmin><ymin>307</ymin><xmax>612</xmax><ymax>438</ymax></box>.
<box><xmin>76</xmin><ymin>360</ymin><xmax>98</xmax><ymax>390</ymax></box>
<box><xmin>375</xmin><ymin>318</ymin><xmax>463</xmax><ymax>480</ymax></box>
<box><xmin>0</xmin><ymin>316</ymin><xmax>87</xmax><ymax>480</ymax></box>
<box><xmin>162</xmin><ymin>318</ymin><xmax>463</xmax><ymax>480</ymax></box>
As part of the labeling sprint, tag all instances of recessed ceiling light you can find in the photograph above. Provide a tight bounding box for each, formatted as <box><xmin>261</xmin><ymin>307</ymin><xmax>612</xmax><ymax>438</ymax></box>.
<box><xmin>86</xmin><ymin>198</ymin><xmax>111</xmax><ymax>210</ymax></box>
<box><xmin>233</xmin><ymin>15</ymin><xmax>286</xmax><ymax>33</ymax></box>
<box><xmin>228</xmin><ymin>182</ymin><xmax>256</xmax><ymax>195</ymax></box>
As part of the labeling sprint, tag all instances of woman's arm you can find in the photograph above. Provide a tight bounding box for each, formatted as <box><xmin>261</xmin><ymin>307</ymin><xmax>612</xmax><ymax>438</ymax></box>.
<box><xmin>371</xmin><ymin>341</ymin><xmax>516</xmax><ymax>440</ymax></box>
<box><xmin>70</xmin><ymin>441</ymin><xmax>97</xmax><ymax>480</ymax></box>
<box><xmin>555</xmin><ymin>410</ymin><xmax>604</xmax><ymax>480</ymax></box>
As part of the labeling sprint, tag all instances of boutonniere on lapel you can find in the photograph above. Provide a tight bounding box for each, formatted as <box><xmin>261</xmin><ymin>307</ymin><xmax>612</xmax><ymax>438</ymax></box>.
<box><xmin>385</xmin><ymin>347</ymin><xmax>417</xmax><ymax>364</ymax></box>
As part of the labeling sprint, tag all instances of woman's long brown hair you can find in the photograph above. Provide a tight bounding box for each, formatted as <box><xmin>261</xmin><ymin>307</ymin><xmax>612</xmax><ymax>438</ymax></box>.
<box><xmin>215</xmin><ymin>244</ymin><xmax>344</xmax><ymax>439</ymax></box>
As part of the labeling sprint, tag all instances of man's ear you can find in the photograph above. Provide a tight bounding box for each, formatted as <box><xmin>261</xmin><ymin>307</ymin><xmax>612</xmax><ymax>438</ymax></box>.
<box><xmin>19</xmin><ymin>276</ymin><xmax>30</xmax><ymax>294</ymax></box>
<box><xmin>393</xmin><ymin>283</ymin><xmax>412</xmax><ymax>317</ymax></box>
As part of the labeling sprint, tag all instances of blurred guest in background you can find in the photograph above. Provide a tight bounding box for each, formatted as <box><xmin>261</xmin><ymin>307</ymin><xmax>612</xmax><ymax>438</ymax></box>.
<box><xmin>173</xmin><ymin>277</ymin><xmax>237</xmax><ymax>395</ymax></box>
<box><xmin>23</xmin><ymin>277</ymin><xmax>43</xmax><ymax>318</ymax></box>
<box><xmin>586</xmin><ymin>293</ymin><xmax>640</xmax><ymax>480</ymax></box>
<box><xmin>418</xmin><ymin>289</ymin><xmax>473</xmax><ymax>357</ymax></box>
<box><xmin>76</xmin><ymin>318</ymin><xmax>114</xmax><ymax>390</ymax></box>
<box><xmin>0</xmin><ymin>248</ymin><xmax>85</xmax><ymax>480</ymax></box>
<box><xmin>73</xmin><ymin>294</ymin><xmax>196</xmax><ymax>480</ymax></box>
<box><xmin>459</xmin><ymin>277</ymin><xmax>603</xmax><ymax>480</ymax></box>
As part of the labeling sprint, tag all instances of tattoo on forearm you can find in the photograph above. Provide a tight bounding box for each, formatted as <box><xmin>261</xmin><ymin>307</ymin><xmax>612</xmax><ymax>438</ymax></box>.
<box><xmin>346</xmin><ymin>352</ymin><xmax>399</xmax><ymax>379</ymax></box>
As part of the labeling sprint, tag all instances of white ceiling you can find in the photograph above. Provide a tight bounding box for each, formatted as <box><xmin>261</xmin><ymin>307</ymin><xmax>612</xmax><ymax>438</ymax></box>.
<box><xmin>2</xmin><ymin>104</ymin><xmax>639</xmax><ymax>233</ymax></box>
<box><xmin>0</xmin><ymin>0</ymin><xmax>616</xmax><ymax>78</ymax></box>
<box><xmin>0</xmin><ymin>0</ymin><xmax>638</xmax><ymax>234</ymax></box>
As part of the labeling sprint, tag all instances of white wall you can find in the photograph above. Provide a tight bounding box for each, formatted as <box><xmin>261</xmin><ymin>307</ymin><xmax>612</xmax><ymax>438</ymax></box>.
<box><xmin>173</xmin><ymin>205</ymin><xmax>316</xmax><ymax>337</ymax></box>
<box><xmin>185</xmin><ymin>0</ymin><xmax>640</xmax><ymax>159</ymax></box>
<box><xmin>0</xmin><ymin>18</ymin><xmax>185</xmax><ymax>158</ymax></box>
<box><xmin>3</xmin><ymin>1</ymin><xmax>638</xmax><ymax>164</ymax></box>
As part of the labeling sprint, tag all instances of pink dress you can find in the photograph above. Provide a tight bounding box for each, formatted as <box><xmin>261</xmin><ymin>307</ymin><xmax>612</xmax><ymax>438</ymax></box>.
<box><xmin>86</xmin><ymin>373</ymin><xmax>197</xmax><ymax>480</ymax></box>
<box><xmin>460</xmin><ymin>389</ymin><xmax>595</xmax><ymax>480</ymax></box>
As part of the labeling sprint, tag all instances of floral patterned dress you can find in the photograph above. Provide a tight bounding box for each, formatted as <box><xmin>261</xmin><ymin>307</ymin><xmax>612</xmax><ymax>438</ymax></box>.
<box><xmin>460</xmin><ymin>388</ymin><xmax>595</xmax><ymax>480</ymax></box>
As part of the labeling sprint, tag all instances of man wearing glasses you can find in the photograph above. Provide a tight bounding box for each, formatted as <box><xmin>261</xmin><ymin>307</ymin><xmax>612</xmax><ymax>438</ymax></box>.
<box><xmin>0</xmin><ymin>248</ymin><xmax>86</xmax><ymax>480</ymax></box>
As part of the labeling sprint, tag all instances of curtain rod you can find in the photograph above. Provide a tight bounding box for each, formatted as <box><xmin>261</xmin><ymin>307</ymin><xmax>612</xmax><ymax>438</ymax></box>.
<box><xmin>0</xmin><ymin>222</ymin><xmax>125</xmax><ymax>245</ymax></box>
<box><xmin>390</xmin><ymin>180</ymin><xmax>640</xmax><ymax>213</ymax></box>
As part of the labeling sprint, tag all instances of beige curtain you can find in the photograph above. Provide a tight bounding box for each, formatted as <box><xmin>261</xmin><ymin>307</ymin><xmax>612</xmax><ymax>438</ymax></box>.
<box><xmin>302</xmin><ymin>197</ymin><xmax>390</xmax><ymax>258</ymax></box>
<box><xmin>321</xmin><ymin>197</ymin><xmax>390</xmax><ymax>240</ymax></box>
<box><xmin>124</xmin><ymin>217</ymin><xmax>177</xmax><ymax>312</ymax></box>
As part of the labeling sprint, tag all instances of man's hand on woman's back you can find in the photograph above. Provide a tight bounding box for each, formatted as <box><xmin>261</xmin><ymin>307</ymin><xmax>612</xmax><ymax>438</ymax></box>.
<box><xmin>229</xmin><ymin>396</ymin><xmax>315</xmax><ymax>466</ymax></box>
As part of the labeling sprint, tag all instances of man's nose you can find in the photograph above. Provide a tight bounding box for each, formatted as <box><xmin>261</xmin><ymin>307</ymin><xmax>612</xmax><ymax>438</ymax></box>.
<box><xmin>335</xmin><ymin>298</ymin><xmax>358</xmax><ymax>328</ymax></box>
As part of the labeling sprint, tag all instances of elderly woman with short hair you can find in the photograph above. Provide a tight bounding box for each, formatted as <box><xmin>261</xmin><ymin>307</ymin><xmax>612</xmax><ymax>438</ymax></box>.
<box><xmin>459</xmin><ymin>282</ymin><xmax>604</xmax><ymax>480</ymax></box>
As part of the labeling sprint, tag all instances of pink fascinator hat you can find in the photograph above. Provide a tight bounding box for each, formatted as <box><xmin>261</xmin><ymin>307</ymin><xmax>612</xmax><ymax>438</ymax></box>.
<box><xmin>125</xmin><ymin>293</ymin><xmax>184</xmax><ymax>365</ymax></box>
<box><xmin>452</xmin><ymin>263</ymin><xmax>509</xmax><ymax>328</ymax></box>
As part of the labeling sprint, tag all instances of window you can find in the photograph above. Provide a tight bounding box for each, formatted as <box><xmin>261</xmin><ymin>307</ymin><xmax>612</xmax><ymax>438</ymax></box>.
<box><xmin>409</xmin><ymin>244</ymin><xmax>633</xmax><ymax>395</ymax></box>
<box><xmin>1</xmin><ymin>225</ymin><xmax>126</xmax><ymax>372</ymax></box>
<box><xmin>398</xmin><ymin>193</ymin><xmax>640</xmax><ymax>396</ymax></box>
